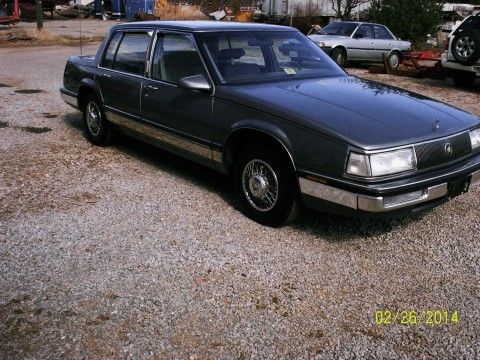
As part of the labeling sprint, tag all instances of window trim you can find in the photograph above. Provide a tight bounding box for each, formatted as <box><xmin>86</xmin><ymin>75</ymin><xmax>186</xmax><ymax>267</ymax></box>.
<box><xmin>146</xmin><ymin>29</ymin><xmax>214</xmax><ymax>92</ymax></box>
<box><xmin>98</xmin><ymin>28</ymin><xmax>155</xmax><ymax>78</ymax></box>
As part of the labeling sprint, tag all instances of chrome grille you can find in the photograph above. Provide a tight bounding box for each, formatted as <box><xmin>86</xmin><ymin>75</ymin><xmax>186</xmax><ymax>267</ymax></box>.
<box><xmin>414</xmin><ymin>132</ymin><xmax>472</xmax><ymax>170</ymax></box>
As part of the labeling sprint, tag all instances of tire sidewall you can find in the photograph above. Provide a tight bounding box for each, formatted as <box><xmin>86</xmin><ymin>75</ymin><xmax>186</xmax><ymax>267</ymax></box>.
<box><xmin>83</xmin><ymin>94</ymin><xmax>110</xmax><ymax>146</ymax></box>
<box><xmin>332</xmin><ymin>48</ymin><xmax>347</xmax><ymax>67</ymax></box>
<box><xmin>387</xmin><ymin>51</ymin><xmax>401</xmax><ymax>69</ymax></box>
<box><xmin>452</xmin><ymin>30</ymin><xmax>480</xmax><ymax>66</ymax></box>
<box><xmin>234</xmin><ymin>145</ymin><xmax>298</xmax><ymax>227</ymax></box>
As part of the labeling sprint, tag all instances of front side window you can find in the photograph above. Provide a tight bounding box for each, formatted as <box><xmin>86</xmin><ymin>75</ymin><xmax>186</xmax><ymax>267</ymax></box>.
<box><xmin>151</xmin><ymin>33</ymin><xmax>206</xmax><ymax>84</ymax></box>
<box><xmin>112</xmin><ymin>33</ymin><xmax>151</xmax><ymax>75</ymax></box>
<box><xmin>200</xmin><ymin>31</ymin><xmax>344</xmax><ymax>85</ymax></box>
<box><xmin>374</xmin><ymin>26</ymin><xmax>393</xmax><ymax>40</ymax></box>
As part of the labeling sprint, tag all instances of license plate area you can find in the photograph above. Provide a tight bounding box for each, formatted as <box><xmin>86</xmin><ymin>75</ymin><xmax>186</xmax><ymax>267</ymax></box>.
<box><xmin>448</xmin><ymin>177</ymin><xmax>471</xmax><ymax>198</ymax></box>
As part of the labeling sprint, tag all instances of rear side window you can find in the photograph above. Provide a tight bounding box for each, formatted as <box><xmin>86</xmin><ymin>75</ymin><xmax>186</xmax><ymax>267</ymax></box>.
<box><xmin>374</xmin><ymin>26</ymin><xmax>393</xmax><ymax>40</ymax></box>
<box><xmin>112</xmin><ymin>33</ymin><xmax>151</xmax><ymax>75</ymax></box>
<box><xmin>101</xmin><ymin>32</ymin><xmax>122</xmax><ymax>68</ymax></box>
<box><xmin>355</xmin><ymin>25</ymin><xmax>374</xmax><ymax>39</ymax></box>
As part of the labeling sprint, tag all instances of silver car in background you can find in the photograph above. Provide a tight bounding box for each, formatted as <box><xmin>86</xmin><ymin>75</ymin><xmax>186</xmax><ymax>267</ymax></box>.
<box><xmin>308</xmin><ymin>21</ymin><xmax>411</xmax><ymax>69</ymax></box>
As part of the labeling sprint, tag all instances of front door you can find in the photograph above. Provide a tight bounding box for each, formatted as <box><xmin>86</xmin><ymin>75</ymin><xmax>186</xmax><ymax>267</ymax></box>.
<box><xmin>141</xmin><ymin>32</ymin><xmax>214</xmax><ymax>161</ymax></box>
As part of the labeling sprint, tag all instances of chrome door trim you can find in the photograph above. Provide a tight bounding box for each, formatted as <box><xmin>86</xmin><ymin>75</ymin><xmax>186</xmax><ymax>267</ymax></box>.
<box><xmin>105</xmin><ymin>110</ymin><xmax>222</xmax><ymax>163</ymax></box>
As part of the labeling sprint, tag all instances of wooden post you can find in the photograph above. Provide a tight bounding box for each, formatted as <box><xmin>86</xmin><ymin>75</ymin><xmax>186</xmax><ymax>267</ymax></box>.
<box><xmin>36</xmin><ymin>0</ymin><xmax>43</xmax><ymax>30</ymax></box>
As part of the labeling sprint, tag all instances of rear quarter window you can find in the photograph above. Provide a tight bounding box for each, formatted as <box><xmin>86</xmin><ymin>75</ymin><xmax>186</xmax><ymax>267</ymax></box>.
<box><xmin>101</xmin><ymin>32</ymin><xmax>122</xmax><ymax>68</ymax></box>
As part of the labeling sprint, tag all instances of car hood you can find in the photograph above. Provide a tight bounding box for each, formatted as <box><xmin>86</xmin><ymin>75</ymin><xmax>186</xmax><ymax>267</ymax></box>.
<box><xmin>216</xmin><ymin>76</ymin><xmax>479</xmax><ymax>150</ymax></box>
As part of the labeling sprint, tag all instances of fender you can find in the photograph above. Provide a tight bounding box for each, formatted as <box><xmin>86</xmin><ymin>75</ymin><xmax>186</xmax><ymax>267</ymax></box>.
<box><xmin>224</xmin><ymin>119</ymin><xmax>296</xmax><ymax>171</ymax></box>
<box><xmin>77</xmin><ymin>78</ymin><xmax>104</xmax><ymax>104</ymax></box>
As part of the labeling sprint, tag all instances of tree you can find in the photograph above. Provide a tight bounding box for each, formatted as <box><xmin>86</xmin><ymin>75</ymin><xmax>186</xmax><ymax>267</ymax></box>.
<box><xmin>330</xmin><ymin>0</ymin><xmax>370</xmax><ymax>19</ymax></box>
<box><xmin>369</xmin><ymin>0</ymin><xmax>445</xmax><ymax>46</ymax></box>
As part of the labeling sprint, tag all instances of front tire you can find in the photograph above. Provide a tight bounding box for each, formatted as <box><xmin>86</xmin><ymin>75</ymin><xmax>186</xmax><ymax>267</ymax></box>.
<box><xmin>332</xmin><ymin>47</ymin><xmax>347</xmax><ymax>67</ymax></box>
<box><xmin>234</xmin><ymin>144</ymin><xmax>300</xmax><ymax>227</ymax></box>
<box><xmin>82</xmin><ymin>93</ymin><xmax>111</xmax><ymax>146</ymax></box>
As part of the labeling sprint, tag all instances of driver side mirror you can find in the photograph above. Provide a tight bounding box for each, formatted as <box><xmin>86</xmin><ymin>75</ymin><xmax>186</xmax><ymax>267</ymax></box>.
<box><xmin>178</xmin><ymin>74</ymin><xmax>212</xmax><ymax>92</ymax></box>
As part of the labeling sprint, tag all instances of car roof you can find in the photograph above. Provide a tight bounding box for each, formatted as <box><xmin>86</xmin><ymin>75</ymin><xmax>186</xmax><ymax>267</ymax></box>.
<box><xmin>325</xmin><ymin>21</ymin><xmax>386</xmax><ymax>27</ymax></box>
<box><xmin>112</xmin><ymin>21</ymin><xmax>293</xmax><ymax>32</ymax></box>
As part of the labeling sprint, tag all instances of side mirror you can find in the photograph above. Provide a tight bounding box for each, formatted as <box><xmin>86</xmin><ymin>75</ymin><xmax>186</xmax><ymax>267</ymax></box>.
<box><xmin>178</xmin><ymin>74</ymin><xmax>211</xmax><ymax>92</ymax></box>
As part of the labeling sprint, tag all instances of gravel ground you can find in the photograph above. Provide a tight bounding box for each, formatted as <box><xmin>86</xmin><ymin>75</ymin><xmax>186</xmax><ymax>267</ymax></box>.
<box><xmin>0</xmin><ymin>44</ymin><xmax>479</xmax><ymax>359</ymax></box>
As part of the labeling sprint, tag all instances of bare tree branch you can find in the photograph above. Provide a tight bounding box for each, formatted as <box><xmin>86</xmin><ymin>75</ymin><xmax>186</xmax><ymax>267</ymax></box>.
<box><xmin>331</xmin><ymin>0</ymin><xmax>370</xmax><ymax>19</ymax></box>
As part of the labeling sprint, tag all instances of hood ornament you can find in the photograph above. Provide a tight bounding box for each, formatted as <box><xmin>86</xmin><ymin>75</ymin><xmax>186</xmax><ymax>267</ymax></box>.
<box><xmin>433</xmin><ymin>119</ymin><xmax>440</xmax><ymax>130</ymax></box>
<box><xmin>445</xmin><ymin>143</ymin><xmax>453</xmax><ymax>156</ymax></box>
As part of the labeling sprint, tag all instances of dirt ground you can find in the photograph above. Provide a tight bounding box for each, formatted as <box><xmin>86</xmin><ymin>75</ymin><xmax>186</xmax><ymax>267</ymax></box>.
<box><xmin>0</xmin><ymin>40</ymin><xmax>479</xmax><ymax>359</ymax></box>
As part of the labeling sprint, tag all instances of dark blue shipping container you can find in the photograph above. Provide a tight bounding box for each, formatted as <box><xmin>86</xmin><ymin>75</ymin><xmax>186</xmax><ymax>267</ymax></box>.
<box><xmin>125</xmin><ymin>0</ymin><xmax>154</xmax><ymax>19</ymax></box>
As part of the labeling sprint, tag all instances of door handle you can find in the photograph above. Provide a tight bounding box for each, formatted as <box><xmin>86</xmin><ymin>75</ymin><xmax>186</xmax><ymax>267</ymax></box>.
<box><xmin>101</xmin><ymin>73</ymin><xmax>111</xmax><ymax>79</ymax></box>
<box><xmin>145</xmin><ymin>85</ymin><xmax>158</xmax><ymax>90</ymax></box>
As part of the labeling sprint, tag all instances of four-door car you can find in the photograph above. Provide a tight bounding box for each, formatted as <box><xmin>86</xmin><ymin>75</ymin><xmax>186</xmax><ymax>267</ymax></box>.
<box><xmin>61</xmin><ymin>21</ymin><xmax>480</xmax><ymax>227</ymax></box>
<box><xmin>308</xmin><ymin>21</ymin><xmax>411</xmax><ymax>69</ymax></box>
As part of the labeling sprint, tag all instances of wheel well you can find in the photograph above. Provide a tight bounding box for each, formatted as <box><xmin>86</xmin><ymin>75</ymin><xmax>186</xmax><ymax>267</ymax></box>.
<box><xmin>77</xmin><ymin>85</ymin><xmax>96</xmax><ymax>111</ymax></box>
<box><xmin>333</xmin><ymin>46</ymin><xmax>347</xmax><ymax>55</ymax></box>
<box><xmin>224</xmin><ymin>129</ymin><xmax>295</xmax><ymax>174</ymax></box>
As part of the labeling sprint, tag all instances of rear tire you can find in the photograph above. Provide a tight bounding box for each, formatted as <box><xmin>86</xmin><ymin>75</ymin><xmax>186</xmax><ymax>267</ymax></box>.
<box><xmin>387</xmin><ymin>51</ymin><xmax>401</xmax><ymax>70</ymax></box>
<box><xmin>451</xmin><ymin>70</ymin><xmax>476</xmax><ymax>88</ymax></box>
<box><xmin>451</xmin><ymin>30</ymin><xmax>480</xmax><ymax>66</ymax></box>
<box><xmin>82</xmin><ymin>93</ymin><xmax>111</xmax><ymax>146</ymax></box>
<box><xmin>234</xmin><ymin>144</ymin><xmax>300</xmax><ymax>227</ymax></box>
<box><xmin>332</xmin><ymin>48</ymin><xmax>347</xmax><ymax>67</ymax></box>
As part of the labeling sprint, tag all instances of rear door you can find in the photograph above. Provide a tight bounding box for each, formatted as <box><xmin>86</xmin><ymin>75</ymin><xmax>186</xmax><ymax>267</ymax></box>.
<box><xmin>351</xmin><ymin>24</ymin><xmax>376</xmax><ymax>61</ymax></box>
<box><xmin>140</xmin><ymin>31</ymin><xmax>214</xmax><ymax>162</ymax></box>
<box><xmin>98</xmin><ymin>30</ymin><xmax>153</xmax><ymax>122</ymax></box>
<box><xmin>372</xmin><ymin>25</ymin><xmax>395</xmax><ymax>60</ymax></box>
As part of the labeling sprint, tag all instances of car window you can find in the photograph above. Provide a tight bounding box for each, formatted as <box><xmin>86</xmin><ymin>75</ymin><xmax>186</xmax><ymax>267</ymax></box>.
<box><xmin>355</xmin><ymin>25</ymin><xmax>374</xmax><ymax>39</ymax></box>
<box><xmin>112</xmin><ymin>33</ymin><xmax>151</xmax><ymax>76</ymax></box>
<box><xmin>101</xmin><ymin>32</ymin><xmax>123</xmax><ymax>68</ymax></box>
<box><xmin>201</xmin><ymin>31</ymin><xmax>344</xmax><ymax>84</ymax></box>
<box><xmin>151</xmin><ymin>33</ymin><xmax>206</xmax><ymax>84</ymax></box>
<box><xmin>318</xmin><ymin>22</ymin><xmax>358</xmax><ymax>37</ymax></box>
<box><xmin>374</xmin><ymin>26</ymin><xmax>393</xmax><ymax>40</ymax></box>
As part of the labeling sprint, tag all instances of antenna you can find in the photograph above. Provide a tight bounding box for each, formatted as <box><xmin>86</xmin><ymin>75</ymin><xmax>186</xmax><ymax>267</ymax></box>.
<box><xmin>79</xmin><ymin>13</ymin><xmax>83</xmax><ymax>56</ymax></box>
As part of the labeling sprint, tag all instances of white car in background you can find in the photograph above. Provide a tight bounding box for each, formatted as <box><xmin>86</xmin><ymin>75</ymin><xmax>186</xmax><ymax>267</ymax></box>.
<box><xmin>442</xmin><ymin>14</ymin><xmax>480</xmax><ymax>88</ymax></box>
<box><xmin>308</xmin><ymin>21</ymin><xmax>411</xmax><ymax>69</ymax></box>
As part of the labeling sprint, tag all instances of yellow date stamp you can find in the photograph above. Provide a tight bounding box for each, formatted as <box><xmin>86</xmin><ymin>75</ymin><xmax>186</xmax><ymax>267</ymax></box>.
<box><xmin>375</xmin><ymin>309</ymin><xmax>459</xmax><ymax>326</ymax></box>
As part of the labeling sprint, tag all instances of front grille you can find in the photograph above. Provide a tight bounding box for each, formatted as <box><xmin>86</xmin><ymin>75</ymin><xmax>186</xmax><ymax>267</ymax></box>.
<box><xmin>414</xmin><ymin>132</ymin><xmax>472</xmax><ymax>170</ymax></box>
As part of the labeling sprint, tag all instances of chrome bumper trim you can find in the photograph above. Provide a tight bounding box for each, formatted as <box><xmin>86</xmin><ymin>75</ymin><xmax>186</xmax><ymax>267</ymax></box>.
<box><xmin>299</xmin><ymin>177</ymin><xmax>456</xmax><ymax>213</ymax></box>
<box><xmin>471</xmin><ymin>169</ymin><xmax>480</xmax><ymax>185</ymax></box>
<box><xmin>60</xmin><ymin>91</ymin><xmax>78</xmax><ymax>108</ymax></box>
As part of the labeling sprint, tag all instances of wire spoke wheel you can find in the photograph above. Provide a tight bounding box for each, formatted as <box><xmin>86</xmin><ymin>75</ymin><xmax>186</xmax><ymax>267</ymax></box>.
<box><xmin>242</xmin><ymin>159</ymin><xmax>279</xmax><ymax>212</ymax></box>
<box><xmin>86</xmin><ymin>101</ymin><xmax>102</xmax><ymax>136</ymax></box>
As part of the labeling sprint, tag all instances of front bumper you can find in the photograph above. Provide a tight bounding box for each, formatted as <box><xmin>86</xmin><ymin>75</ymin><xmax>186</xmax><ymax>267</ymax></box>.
<box><xmin>300</xmin><ymin>169</ymin><xmax>480</xmax><ymax>214</ymax></box>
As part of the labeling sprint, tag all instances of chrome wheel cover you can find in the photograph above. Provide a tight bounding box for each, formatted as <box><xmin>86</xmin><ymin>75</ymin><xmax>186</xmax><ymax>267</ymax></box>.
<box><xmin>242</xmin><ymin>159</ymin><xmax>279</xmax><ymax>212</ymax></box>
<box><xmin>455</xmin><ymin>36</ymin><xmax>475</xmax><ymax>60</ymax></box>
<box><xmin>389</xmin><ymin>53</ymin><xmax>400</xmax><ymax>68</ymax></box>
<box><xmin>86</xmin><ymin>101</ymin><xmax>102</xmax><ymax>136</ymax></box>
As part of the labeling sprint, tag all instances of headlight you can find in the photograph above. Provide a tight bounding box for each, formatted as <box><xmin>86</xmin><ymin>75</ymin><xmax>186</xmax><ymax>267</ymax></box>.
<box><xmin>318</xmin><ymin>41</ymin><xmax>327</xmax><ymax>47</ymax></box>
<box><xmin>470</xmin><ymin>127</ymin><xmax>480</xmax><ymax>150</ymax></box>
<box><xmin>346</xmin><ymin>148</ymin><xmax>416</xmax><ymax>177</ymax></box>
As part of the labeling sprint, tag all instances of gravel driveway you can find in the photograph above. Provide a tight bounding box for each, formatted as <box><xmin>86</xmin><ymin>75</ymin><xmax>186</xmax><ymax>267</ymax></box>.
<box><xmin>0</xmin><ymin>44</ymin><xmax>479</xmax><ymax>359</ymax></box>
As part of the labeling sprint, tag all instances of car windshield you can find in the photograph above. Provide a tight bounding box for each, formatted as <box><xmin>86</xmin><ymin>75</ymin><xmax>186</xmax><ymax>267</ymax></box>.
<box><xmin>318</xmin><ymin>22</ymin><xmax>358</xmax><ymax>36</ymax></box>
<box><xmin>199</xmin><ymin>31</ymin><xmax>344</xmax><ymax>85</ymax></box>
